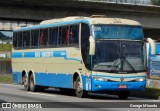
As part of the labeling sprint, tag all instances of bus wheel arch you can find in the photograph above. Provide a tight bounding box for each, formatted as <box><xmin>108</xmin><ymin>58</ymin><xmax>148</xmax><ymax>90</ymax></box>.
<box><xmin>22</xmin><ymin>70</ymin><xmax>27</xmax><ymax>84</ymax></box>
<box><xmin>73</xmin><ymin>72</ymin><xmax>83</xmax><ymax>89</ymax></box>
<box><xmin>73</xmin><ymin>72</ymin><xmax>87</xmax><ymax>98</ymax></box>
<box><xmin>28</xmin><ymin>70</ymin><xmax>38</xmax><ymax>92</ymax></box>
<box><xmin>22</xmin><ymin>70</ymin><xmax>30</xmax><ymax>91</ymax></box>
<box><xmin>28</xmin><ymin>70</ymin><xmax>36</xmax><ymax>84</ymax></box>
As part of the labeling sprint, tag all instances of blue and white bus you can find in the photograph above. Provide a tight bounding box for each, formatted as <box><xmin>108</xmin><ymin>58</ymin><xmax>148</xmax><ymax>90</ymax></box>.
<box><xmin>12</xmin><ymin>16</ymin><xmax>147</xmax><ymax>99</ymax></box>
<box><xmin>147</xmin><ymin>41</ymin><xmax>160</xmax><ymax>79</ymax></box>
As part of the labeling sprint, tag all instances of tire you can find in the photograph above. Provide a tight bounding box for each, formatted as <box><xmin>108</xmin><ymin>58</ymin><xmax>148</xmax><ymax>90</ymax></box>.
<box><xmin>74</xmin><ymin>76</ymin><xmax>87</xmax><ymax>98</ymax></box>
<box><xmin>117</xmin><ymin>91</ymin><xmax>130</xmax><ymax>100</ymax></box>
<box><xmin>23</xmin><ymin>74</ymin><xmax>30</xmax><ymax>91</ymax></box>
<box><xmin>29</xmin><ymin>74</ymin><xmax>38</xmax><ymax>92</ymax></box>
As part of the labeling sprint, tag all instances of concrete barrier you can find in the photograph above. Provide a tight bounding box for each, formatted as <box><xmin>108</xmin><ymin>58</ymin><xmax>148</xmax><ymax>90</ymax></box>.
<box><xmin>147</xmin><ymin>79</ymin><xmax>160</xmax><ymax>89</ymax></box>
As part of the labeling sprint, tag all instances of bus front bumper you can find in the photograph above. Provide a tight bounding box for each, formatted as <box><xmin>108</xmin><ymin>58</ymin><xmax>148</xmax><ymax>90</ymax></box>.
<box><xmin>91</xmin><ymin>79</ymin><xmax>146</xmax><ymax>92</ymax></box>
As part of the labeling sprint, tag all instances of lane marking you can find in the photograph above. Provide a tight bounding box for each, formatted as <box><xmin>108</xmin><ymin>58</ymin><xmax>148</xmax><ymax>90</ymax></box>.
<box><xmin>27</xmin><ymin>92</ymin><xmax>56</xmax><ymax>97</ymax></box>
<box><xmin>0</xmin><ymin>83</ymin><xmax>22</xmax><ymax>87</ymax></box>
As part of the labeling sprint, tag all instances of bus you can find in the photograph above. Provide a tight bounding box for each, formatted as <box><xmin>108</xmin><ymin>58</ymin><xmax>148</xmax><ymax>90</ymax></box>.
<box><xmin>147</xmin><ymin>42</ymin><xmax>160</xmax><ymax>79</ymax></box>
<box><xmin>12</xmin><ymin>16</ymin><xmax>147</xmax><ymax>99</ymax></box>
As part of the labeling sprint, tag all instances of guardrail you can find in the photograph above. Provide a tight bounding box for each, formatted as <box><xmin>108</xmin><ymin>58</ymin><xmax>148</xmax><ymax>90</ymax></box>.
<box><xmin>78</xmin><ymin>0</ymin><xmax>159</xmax><ymax>7</ymax></box>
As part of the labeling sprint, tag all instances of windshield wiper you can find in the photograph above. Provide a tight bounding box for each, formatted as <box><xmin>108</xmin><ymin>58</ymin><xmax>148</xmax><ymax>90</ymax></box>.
<box><xmin>109</xmin><ymin>58</ymin><xmax>120</xmax><ymax>73</ymax></box>
<box><xmin>122</xmin><ymin>56</ymin><xmax>137</xmax><ymax>73</ymax></box>
<box><xmin>109</xmin><ymin>56</ymin><xmax>137</xmax><ymax>73</ymax></box>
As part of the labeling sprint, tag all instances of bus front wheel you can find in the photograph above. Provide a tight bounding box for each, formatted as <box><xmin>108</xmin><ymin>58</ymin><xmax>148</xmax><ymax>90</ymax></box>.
<box><xmin>117</xmin><ymin>91</ymin><xmax>130</xmax><ymax>100</ymax></box>
<box><xmin>23</xmin><ymin>74</ymin><xmax>30</xmax><ymax>91</ymax></box>
<box><xmin>30</xmin><ymin>74</ymin><xmax>38</xmax><ymax>92</ymax></box>
<box><xmin>74</xmin><ymin>76</ymin><xmax>87</xmax><ymax>98</ymax></box>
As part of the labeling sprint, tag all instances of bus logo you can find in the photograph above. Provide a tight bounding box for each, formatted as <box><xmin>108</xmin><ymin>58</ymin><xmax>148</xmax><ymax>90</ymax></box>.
<box><xmin>22</xmin><ymin>53</ymin><xmax>24</xmax><ymax>57</ymax></box>
<box><xmin>120</xmin><ymin>77</ymin><xmax>124</xmax><ymax>82</ymax></box>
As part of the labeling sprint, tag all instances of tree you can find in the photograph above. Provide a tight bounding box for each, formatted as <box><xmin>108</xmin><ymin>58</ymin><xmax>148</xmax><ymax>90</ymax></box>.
<box><xmin>151</xmin><ymin>0</ymin><xmax>160</xmax><ymax>5</ymax></box>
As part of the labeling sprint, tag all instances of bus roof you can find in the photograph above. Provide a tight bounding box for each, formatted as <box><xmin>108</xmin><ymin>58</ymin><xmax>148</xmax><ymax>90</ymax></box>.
<box><xmin>14</xmin><ymin>16</ymin><xmax>141</xmax><ymax>32</ymax></box>
<box><xmin>40</xmin><ymin>16</ymin><xmax>141</xmax><ymax>26</ymax></box>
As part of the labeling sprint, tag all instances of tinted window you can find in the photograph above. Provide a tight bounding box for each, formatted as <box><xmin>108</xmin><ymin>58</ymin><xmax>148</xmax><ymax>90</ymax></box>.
<box><xmin>31</xmin><ymin>30</ymin><xmax>39</xmax><ymax>47</ymax></box>
<box><xmin>23</xmin><ymin>31</ymin><xmax>30</xmax><ymax>48</ymax></box>
<box><xmin>13</xmin><ymin>32</ymin><xmax>17</xmax><ymax>48</ymax></box>
<box><xmin>94</xmin><ymin>25</ymin><xmax>143</xmax><ymax>40</ymax></box>
<box><xmin>17</xmin><ymin>32</ymin><xmax>22</xmax><ymax>48</ymax></box>
<box><xmin>49</xmin><ymin>27</ymin><xmax>58</xmax><ymax>46</ymax></box>
<box><xmin>69</xmin><ymin>25</ymin><xmax>79</xmax><ymax>46</ymax></box>
<box><xmin>39</xmin><ymin>29</ymin><xmax>48</xmax><ymax>47</ymax></box>
<box><xmin>81</xmin><ymin>23</ymin><xmax>90</xmax><ymax>70</ymax></box>
<box><xmin>59</xmin><ymin>26</ymin><xmax>69</xmax><ymax>46</ymax></box>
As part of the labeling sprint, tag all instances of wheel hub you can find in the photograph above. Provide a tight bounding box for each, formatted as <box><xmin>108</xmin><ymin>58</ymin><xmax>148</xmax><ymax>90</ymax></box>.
<box><xmin>76</xmin><ymin>82</ymin><xmax>82</xmax><ymax>93</ymax></box>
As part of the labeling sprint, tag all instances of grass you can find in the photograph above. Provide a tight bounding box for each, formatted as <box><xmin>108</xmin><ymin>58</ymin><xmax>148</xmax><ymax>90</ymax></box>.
<box><xmin>130</xmin><ymin>88</ymin><xmax>160</xmax><ymax>99</ymax></box>
<box><xmin>0</xmin><ymin>58</ymin><xmax>11</xmax><ymax>61</ymax></box>
<box><xmin>0</xmin><ymin>74</ymin><xmax>12</xmax><ymax>84</ymax></box>
<box><xmin>0</xmin><ymin>44</ymin><xmax>12</xmax><ymax>51</ymax></box>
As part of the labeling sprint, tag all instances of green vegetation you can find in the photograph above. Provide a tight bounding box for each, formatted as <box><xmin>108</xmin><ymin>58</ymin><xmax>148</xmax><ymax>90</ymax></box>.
<box><xmin>0</xmin><ymin>44</ymin><xmax>12</xmax><ymax>51</ymax></box>
<box><xmin>151</xmin><ymin>0</ymin><xmax>160</xmax><ymax>5</ymax></box>
<box><xmin>130</xmin><ymin>88</ymin><xmax>160</xmax><ymax>99</ymax></box>
<box><xmin>0</xmin><ymin>75</ymin><xmax>12</xmax><ymax>84</ymax></box>
<box><xmin>0</xmin><ymin>58</ymin><xmax>11</xmax><ymax>60</ymax></box>
<box><xmin>157</xmin><ymin>38</ymin><xmax>160</xmax><ymax>42</ymax></box>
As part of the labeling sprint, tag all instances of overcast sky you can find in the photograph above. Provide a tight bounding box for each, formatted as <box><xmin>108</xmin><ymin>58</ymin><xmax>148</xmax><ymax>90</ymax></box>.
<box><xmin>0</xmin><ymin>31</ymin><xmax>13</xmax><ymax>38</ymax></box>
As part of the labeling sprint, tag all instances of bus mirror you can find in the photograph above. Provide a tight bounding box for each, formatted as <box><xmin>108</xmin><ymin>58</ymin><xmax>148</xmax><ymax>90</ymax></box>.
<box><xmin>147</xmin><ymin>38</ymin><xmax>156</xmax><ymax>55</ymax></box>
<box><xmin>89</xmin><ymin>36</ymin><xmax>95</xmax><ymax>55</ymax></box>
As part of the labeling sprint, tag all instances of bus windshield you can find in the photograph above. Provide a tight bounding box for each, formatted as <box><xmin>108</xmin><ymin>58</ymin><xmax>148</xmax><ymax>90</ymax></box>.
<box><xmin>93</xmin><ymin>40</ymin><xmax>146</xmax><ymax>73</ymax></box>
<box><xmin>93</xmin><ymin>25</ymin><xmax>143</xmax><ymax>40</ymax></box>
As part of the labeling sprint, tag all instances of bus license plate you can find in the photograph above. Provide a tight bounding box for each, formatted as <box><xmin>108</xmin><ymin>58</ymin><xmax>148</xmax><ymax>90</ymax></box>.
<box><xmin>118</xmin><ymin>85</ymin><xmax>127</xmax><ymax>89</ymax></box>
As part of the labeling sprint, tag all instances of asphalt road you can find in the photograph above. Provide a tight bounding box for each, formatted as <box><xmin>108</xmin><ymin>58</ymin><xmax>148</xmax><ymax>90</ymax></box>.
<box><xmin>0</xmin><ymin>83</ymin><xmax>159</xmax><ymax>111</ymax></box>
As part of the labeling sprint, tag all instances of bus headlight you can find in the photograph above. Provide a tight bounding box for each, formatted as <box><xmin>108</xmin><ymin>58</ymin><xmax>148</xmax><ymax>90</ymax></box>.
<box><xmin>93</xmin><ymin>77</ymin><xmax>108</xmax><ymax>81</ymax></box>
<box><xmin>136</xmin><ymin>78</ymin><xmax>145</xmax><ymax>82</ymax></box>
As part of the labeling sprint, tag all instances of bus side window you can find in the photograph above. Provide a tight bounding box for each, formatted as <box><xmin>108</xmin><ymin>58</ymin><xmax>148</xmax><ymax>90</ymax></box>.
<box><xmin>69</xmin><ymin>25</ymin><xmax>79</xmax><ymax>46</ymax></box>
<box><xmin>81</xmin><ymin>23</ymin><xmax>90</xmax><ymax>70</ymax></box>
<box><xmin>49</xmin><ymin>27</ymin><xmax>58</xmax><ymax>47</ymax></box>
<box><xmin>59</xmin><ymin>26</ymin><xmax>70</xmax><ymax>46</ymax></box>
<box><xmin>17</xmin><ymin>32</ymin><xmax>22</xmax><ymax>49</ymax></box>
<box><xmin>39</xmin><ymin>29</ymin><xmax>48</xmax><ymax>47</ymax></box>
<box><xmin>23</xmin><ymin>32</ymin><xmax>26</xmax><ymax>47</ymax></box>
<box><xmin>13</xmin><ymin>32</ymin><xmax>17</xmax><ymax>48</ymax></box>
<box><xmin>23</xmin><ymin>31</ymin><xmax>30</xmax><ymax>48</ymax></box>
<box><xmin>31</xmin><ymin>30</ymin><xmax>39</xmax><ymax>48</ymax></box>
<box><xmin>26</xmin><ymin>31</ymin><xmax>30</xmax><ymax>47</ymax></box>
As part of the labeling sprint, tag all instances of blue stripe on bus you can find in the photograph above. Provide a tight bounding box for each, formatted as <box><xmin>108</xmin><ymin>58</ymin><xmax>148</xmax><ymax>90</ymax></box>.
<box><xmin>14</xmin><ymin>19</ymin><xmax>90</xmax><ymax>32</ymax></box>
<box><xmin>12</xmin><ymin>72</ymin><xmax>22</xmax><ymax>83</ymax></box>
<box><xmin>12</xmin><ymin>51</ymin><xmax>81</xmax><ymax>62</ymax></box>
<box><xmin>35</xmin><ymin>73</ymin><xmax>73</xmax><ymax>88</ymax></box>
<box><xmin>12</xmin><ymin>72</ymin><xmax>83</xmax><ymax>89</ymax></box>
<box><xmin>12</xmin><ymin>71</ymin><xmax>146</xmax><ymax>92</ymax></box>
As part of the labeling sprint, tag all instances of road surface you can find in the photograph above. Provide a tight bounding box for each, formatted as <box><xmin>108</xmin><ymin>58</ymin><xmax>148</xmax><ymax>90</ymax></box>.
<box><xmin>0</xmin><ymin>83</ymin><xmax>159</xmax><ymax>111</ymax></box>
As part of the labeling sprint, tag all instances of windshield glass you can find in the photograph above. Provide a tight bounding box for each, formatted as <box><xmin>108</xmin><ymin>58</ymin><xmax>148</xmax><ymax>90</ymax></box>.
<box><xmin>93</xmin><ymin>40</ymin><xmax>145</xmax><ymax>73</ymax></box>
<box><xmin>93</xmin><ymin>25</ymin><xmax>143</xmax><ymax>40</ymax></box>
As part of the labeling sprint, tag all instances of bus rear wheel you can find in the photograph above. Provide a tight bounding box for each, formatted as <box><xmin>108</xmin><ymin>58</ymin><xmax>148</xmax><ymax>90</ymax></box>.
<box><xmin>30</xmin><ymin>74</ymin><xmax>38</xmax><ymax>92</ymax></box>
<box><xmin>117</xmin><ymin>91</ymin><xmax>130</xmax><ymax>100</ymax></box>
<box><xmin>74</xmin><ymin>76</ymin><xmax>87</xmax><ymax>98</ymax></box>
<box><xmin>23</xmin><ymin>74</ymin><xmax>30</xmax><ymax>91</ymax></box>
